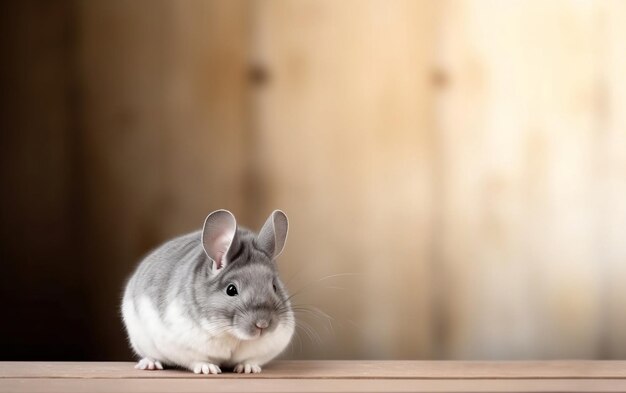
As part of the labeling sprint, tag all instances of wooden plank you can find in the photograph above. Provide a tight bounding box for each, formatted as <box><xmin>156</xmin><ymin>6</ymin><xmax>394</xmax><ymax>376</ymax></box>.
<box><xmin>2</xmin><ymin>361</ymin><xmax>626</xmax><ymax>379</ymax></box>
<box><xmin>251</xmin><ymin>0</ymin><xmax>439</xmax><ymax>360</ymax></box>
<box><xmin>436</xmin><ymin>0</ymin><xmax>610</xmax><ymax>359</ymax></box>
<box><xmin>2</xmin><ymin>378</ymin><xmax>626</xmax><ymax>393</ymax></box>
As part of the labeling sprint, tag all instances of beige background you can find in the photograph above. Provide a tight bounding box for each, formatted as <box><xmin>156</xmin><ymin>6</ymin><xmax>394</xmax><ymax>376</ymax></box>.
<box><xmin>1</xmin><ymin>0</ymin><xmax>625</xmax><ymax>361</ymax></box>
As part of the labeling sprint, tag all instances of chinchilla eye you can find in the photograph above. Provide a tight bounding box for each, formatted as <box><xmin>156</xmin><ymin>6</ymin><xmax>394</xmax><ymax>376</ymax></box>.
<box><xmin>226</xmin><ymin>284</ymin><xmax>238</xmax><ymax>296</ymax></box>
<box><xmin>272</xmin><ymin>284</ymin><xmax>277</xmax><ymax>292</ymax></box>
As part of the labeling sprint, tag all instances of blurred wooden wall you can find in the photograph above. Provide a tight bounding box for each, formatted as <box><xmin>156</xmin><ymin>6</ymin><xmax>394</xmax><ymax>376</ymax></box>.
<box><xmin>2</xmin><ymin>0</ymin><xmax>626</xmax><ymax>361</ymax></box>
<box><xmin>76</xmin><ymin>0</ymin><xmax>251</xmax><ymax>360</ymax></box>
<box><xmin>246</xmin><ymin>0</ymin><xmax>626</xmax><ymax>360</ymax></box>
<box><xmin>250</xmin><ymin>0</ymin><xmax>438</xmax><ymax>359</ymax></box>
<box><xmin>0</xmin><ymin>1</ymin><xmax>91</xmax><ymax>360</ymax></box>
<box><xmin>434</xmin><ymin>0</ymin><xmax>626</xmax><ymax>359</ymax></box>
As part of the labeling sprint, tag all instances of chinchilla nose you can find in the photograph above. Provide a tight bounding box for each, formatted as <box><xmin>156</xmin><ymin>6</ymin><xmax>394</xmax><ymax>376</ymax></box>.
<box><xmin>255</xmin><ymin>319</ymin><xmax>269</xmax><ymax>329</ymax></box>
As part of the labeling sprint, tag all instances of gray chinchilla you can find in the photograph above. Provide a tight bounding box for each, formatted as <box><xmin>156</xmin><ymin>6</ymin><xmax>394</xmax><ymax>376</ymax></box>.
<box><xmin>121</xmin><ymin>209</ymin><xmax>294</xmax><ymax>374</ymax></box>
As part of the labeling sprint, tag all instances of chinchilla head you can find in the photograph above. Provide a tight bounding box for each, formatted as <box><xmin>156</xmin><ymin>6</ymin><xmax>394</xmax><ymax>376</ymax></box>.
<box><xmin>196</xmin><ymin>209</ymin><xmax>293</xmax><ymax>340</ymax></box>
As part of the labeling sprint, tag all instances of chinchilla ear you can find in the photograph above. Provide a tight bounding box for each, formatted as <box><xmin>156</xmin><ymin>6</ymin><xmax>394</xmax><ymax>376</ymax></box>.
<box><xmin>257</xmin><ymin>210</ymin><xmax>289</xmax><ymax>260</ymax></box>
<box><xmin>202</xmin><ymin>209</ymin><xmax>237</xmax><ymax>271</ymax></box>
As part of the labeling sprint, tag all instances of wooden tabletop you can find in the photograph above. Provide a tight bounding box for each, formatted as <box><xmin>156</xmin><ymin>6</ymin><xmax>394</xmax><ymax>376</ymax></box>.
<box><xmin>1</xmin><ymin>361</ymin><xmax>626</xmax><ymax>392</ymax></box>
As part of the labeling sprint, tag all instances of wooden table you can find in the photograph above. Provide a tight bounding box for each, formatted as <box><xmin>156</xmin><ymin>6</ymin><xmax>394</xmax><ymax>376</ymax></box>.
<box><xmin>1</xmin><ymin>361</ymin><xmax>626</xmax><ymax>392</ymax></box>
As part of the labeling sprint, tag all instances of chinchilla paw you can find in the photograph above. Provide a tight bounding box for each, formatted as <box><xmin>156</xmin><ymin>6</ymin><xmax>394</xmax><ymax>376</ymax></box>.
<box><xmin>234</xmin><ymin>363</ymin><xmax>262</xmax><ymax>374</ymax></box>
<box><xmin>135</xmin><ymin>358</ymin><xmax>163</xmax><ymax>370</ymax></box>
<box><xmin>192</xmin><ymin>362</ymin><xmax>222</xmax><ymax>374</ymax></box>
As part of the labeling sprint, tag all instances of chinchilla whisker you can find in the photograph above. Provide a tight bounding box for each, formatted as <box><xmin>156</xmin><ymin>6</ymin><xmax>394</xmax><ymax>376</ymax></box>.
<box><xmin>291</xmin><ymin>304</ymin><xmax>332</xmax><ymax>315</ymax></box>
<box><xmin>314</xmin><ymin>272</ymin><xmax>361</xmax><ymax>281</ymax></box>
<box><xmin>296</xmin><ymin>272</ymin><xmax>362</xmax><ymax>288</ymax></box>
<box><xmin>323</xmin><ymin>286</ymin><xmax>347</xmax><ymax>291</ymax></box>
<box><xmin>276</xmin><ymin>303</ymin><xmax>335</xmax><ymax>337</ymax></box>
<box><xmin>275</xmin><ymin>291</ymin><xmax>301</xmax><ymax>309</ymax></box>
<box><xmin>292</xmin><ymin>312</ymin><xmax>332</xmax><ymax>337</ymax></box>
<box><xmin>290</xmin><ymin>304</ymin><xmax>335</xmax><ymax>323</ymax></box>
<box><xmin>292</xmin><ymin>323</ymin><xmax>311</xmax><ymax>343</ymax></box>
<box><xmin>291</xmin><ymin>306</ymin><xmax>335</xmax><ymax>336</ymax></box>
<box><xmin>288</xmin><ymin>329</ymin><xmax>304</xmax><ymax>355</ymax></box>
<box><xmin>296</xmin><ymin>329</ymin><xmax>304</xmax><ymax>353</ymax></box>
<box><xmin>291</xmin><ymin>307</ymin><xmax>332</xmax><ymax>322</ymax></box>
<box><xmin>305</xmin><ymin>322</ymin><xmax>323</xmax><ymax>346</ymax></box>
<box><xmin>294</xmin><ymin>334</ymin><xmax>301</xmax><ymax>354</ymax></box>
<box><xmin>296</xmin><ymin>323</ymin><xmax>317</xmax><ymax>345</ymax></box>
<box><xmin>296</xmin><ymin>319</ymin><xmax>323</xmax><ymax>346</ymax></box>
<box><xmin>273</xmin><ymin>288</ymin><xmax>315</xmax><ymax>311</ymax></box>
<box><xmin>281</xmin><ymin>280</ymin><xmax>358</xmax><ymax>310</ymax></box>
<box><xmin>292</xmin><ymin>319</ymin><xmax>315</xmax><ymax>343</ymax></box>
<box><xmin>283</xmin><ymin>267</ymin><xmax>358</xmax><ymax>288</ymax></box>
<box><xmin>303</xmin><ymin>307</ymin><xmax>335</xmax><ymax>327</ymax></box>
<box><xmin>344</xmin><ymin>318</ymin><xmax>361</xmax><ymax>331</ymax></box>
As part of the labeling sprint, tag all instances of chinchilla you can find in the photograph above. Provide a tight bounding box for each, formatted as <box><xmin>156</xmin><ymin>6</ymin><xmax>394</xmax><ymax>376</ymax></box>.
<box><xmin>121</xmin><ymin>209</ymin><xmax>294</xmax><ymax>374</ymax></box>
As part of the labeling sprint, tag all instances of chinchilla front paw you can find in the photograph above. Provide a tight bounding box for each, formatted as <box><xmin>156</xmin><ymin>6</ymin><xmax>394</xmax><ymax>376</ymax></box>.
<box><xmin>192</xmin><ymin>362</ymin><xmax>222</xmax><ymax>374</ymax></box>
<box><xmin>135</xmin><ymin>357</ymin><xmax>163</xmax><ymax>370</ymax></box>
<box><xmin>234</xmin><ymin>363</ymin><xmax>262</xmax><ymax>374</ymax></box>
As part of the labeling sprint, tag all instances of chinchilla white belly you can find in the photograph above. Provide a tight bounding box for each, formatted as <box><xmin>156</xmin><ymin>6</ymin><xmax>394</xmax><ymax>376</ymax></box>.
<box><xmin>122</xmin><ymin>291</ymin><xmax>240</xmax><ymax>368</ymax></box>
<box><xmin>122</xmin><ymin>290</ymin><xmax>294</xmax><ymax>368</ymax></box>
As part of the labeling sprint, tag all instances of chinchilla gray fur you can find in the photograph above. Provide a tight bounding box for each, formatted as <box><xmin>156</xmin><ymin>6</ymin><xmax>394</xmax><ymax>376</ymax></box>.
<box><xmin>121</xmin><ymin>209</ymin><xmax>294</xmax><ymax>374</ymax></box>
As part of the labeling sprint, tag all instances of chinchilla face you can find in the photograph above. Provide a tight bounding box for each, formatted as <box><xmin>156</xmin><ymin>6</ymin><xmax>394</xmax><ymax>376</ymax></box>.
<box><xmin>210</xmin><ymin>250</ymin><xmax>291</xmax><ymax>340</ymax></box>
<box><xmin>197</xmin><ymin>210</ymin><xmax>293</xmax><ymax>340</ymax></box>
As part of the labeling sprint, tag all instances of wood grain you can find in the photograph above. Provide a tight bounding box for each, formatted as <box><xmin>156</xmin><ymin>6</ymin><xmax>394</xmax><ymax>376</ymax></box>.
<box><xmin>2</xmin><ymin>362</ymin><xmax>626</xmax><ymax>392</ymax></box>
<box><xmin>3</xmin><ymin>378</ymin><xmax>626</xmax><ymax>393</ymax></box>
<box><xmin>2</xmin><ymin>361</ymin><xmax>626</xmax><ymax>379</ymax></box>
